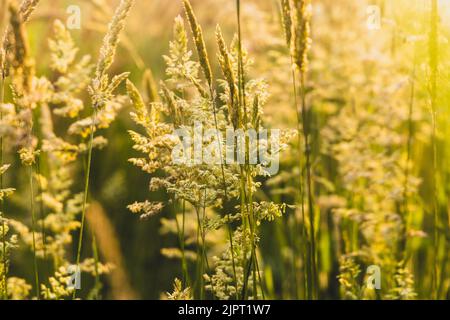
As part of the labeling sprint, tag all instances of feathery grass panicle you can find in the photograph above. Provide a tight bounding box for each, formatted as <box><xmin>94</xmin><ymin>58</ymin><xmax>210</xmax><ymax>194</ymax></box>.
<box><xmin>216</xmin><ymin>25</ymin><xmax>239</xmax><ymax>128</ymax></box>
<box><xmin>0</xmin><ymin>0</ymin><xmax>40</xmax><ymax>79</ymax></box>
<box><xmin>280</xmin><ymin>0</ymin><xmax>292</xmax><ymax>47</ymax></box>
<box><xmin>183</xmin><ymin>0</ymin><xmax>213</xmax><ymax>87</ymax></box>
<box><xmin>126</xmin><ymin>79</ymin><xmax>148</xmax><ymax>124</ymax></box>
<box><xmin>216</xmin><ymin>26</ymin><xmax>235</xmax><ymax>86</ymax></box>
<box><xmin>167</xmin><ymin>278</ymin><xmax>192</xmax><ymax>300</ymax></box>
<box><xmin>8</xmin><ymin>2</ymin><xmax>27</xmax><ymax>66</ymax></box>
<box><xmin>292</xmin><ymin>0</ymin><xmax>311</xmax><ymax>73</ymax></box>
<box><xmin>173</xmin><ymin>15</ymin><xmax>188</xmax><ymax>56</ymax></box>
<box><xmin>7</xmin><ymin>1</ymin><xmax>34</xmax><ymax>90</ymax></box>
<box><xmin>89</xmin><ymin>0</ymin><xmax>134</xmax><ymax>109</ymax></box>
<box><xmin>49</xmin><ymin>20</ymin><xmax>78</xmax><ymax>74</ymax></box>
<box><xmin>18</xmin><ymin>0</ymin><xmax>40</xmax><ymax>22</ymax></box>
<box><xmin>161</xmin><ymin>82</ymin><xmax>181</xmax><ymax>125</ymax></box>
<box><xmin>94</xmin><ymin>0</ymin><xmax>134</xmax><ymax>82</ymax></box>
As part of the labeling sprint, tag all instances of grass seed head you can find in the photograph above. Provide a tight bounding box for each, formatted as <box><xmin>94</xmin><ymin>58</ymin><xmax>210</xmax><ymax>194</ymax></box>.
<box><xmin>94</xmin><ymin>0</ymin><xmax>134</xmax><ymax>82</ymax></box>
<box><xmin>280</xmin><ymin>0</ymin><xmax>292</xmax><ymax>47</ymax></box>
<box><xmin>216</xmin><ymin>25</ymin><xmax>239</xmax><ymax>128</ymax></box>
<box><xmin>18</xmin><ymin>0</ymin><xmax>40</xmax><ymax>22</ymax></box>
<box><xmin>183</xmin><ymin>0</ymin><xmax>213</xmax><ymax>88</ymax></box>
<box><xmin>292</xmin><ymin>0</ymin><xmax>311</xmax><ymax>73</ymax></box>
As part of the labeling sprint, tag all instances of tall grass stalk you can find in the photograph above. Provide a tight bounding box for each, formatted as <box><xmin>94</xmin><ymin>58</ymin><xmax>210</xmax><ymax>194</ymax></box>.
<box><xmin>172</xmin><ymin>199</ymin><xmax>193</xmax><ymax>294</ymax></box>
<box><xmin>73</xmin><ymin>109</ymin><xmax>97</xmax><ymax>299</ymax></box>
<box><xmin>290</xmin><ymin>0</ymin><xmax>318</xmax><ymax>299</ymax></box>
<box><xmin>429</xmin><ymin>0</ymin><xmax>439</xmax><ymax>299</ymax></box>
<box><xmin>29</xmin><ymin>114</ymin><xmax>41</xmax><ymax>300</ymax></box>
<box><xmin>194</xmin><ymin>193</ymin><xmax>211</xmax><ymax>299</ymax></box>
<box><xmin>193</xmin><ymin>205</ymin><xmax>209</xmax><ymax>298</ymax></box>
<box><xmin>236</xmin><ymin>0</ymin><xmax>250</xmax><ymax>299</ymax></box>
<box><xmin>280</xmin><ymin>0</ymin><xmax>308</xmax><ymax>299</ymax></box>
<box><xmin>201</xmin><ymin>192</ymin><xmax>211</xmax><ymax>297</ymax></box>
<box><xmin>291</xmin><ymin>59</ymin><xmax>308</xmax><ymax>300</ymax></box>
<box><xmin>35</xmin><ymin>157</ymin><xmax>47</xmax><ymax>262</ymax></box>
<box><xmin>300</xmin><ymin>72</ymin><xmax>317</xmax><ymax>300</ymax></box>
<box><xmin>183</xmin><ymin>0</ymin><xmax>238</xmax><ymax>299</ymax></box>
<box><xmin>174</xmin><ymin>200</ymin><xmax>189</xmax><ymax>286</ymax></box>
<box><xmin>29</xmin><ymin>166</ymin><xmax>40</xmax><ymax>299</ymax></box>
<box><xmin>236</xmin><ymin>0</ymin><xmax>262</xmax><ymax>300</ymax></box>
<box><xmin>74</xmin><ymin>0</ymin><xmax>134</xmax><ymax>299</ymax></box>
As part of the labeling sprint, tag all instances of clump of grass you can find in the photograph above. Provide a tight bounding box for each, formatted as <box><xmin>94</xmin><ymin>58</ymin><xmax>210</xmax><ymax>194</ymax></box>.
<box><xmin>183</xmin><ymin>0</ymin><xmax>239</xmax><ymax>298</ymax></box>
<box><xmin>127</xmin><ymin>0</ymin><xmax>292</xmax><ymax>300</ymax></box>
<box><xmin>0</xmin><ymin>0</ymin><xmax>129</xmax><ymax>300</ymax></box>
<box><xmin>280</xmin><ymin>0</ymin><xmax>317</xmax><ymax>299</ymax></box>
<box><xmin>74</xmin><ymin>0</ymin><xmax>135</xmax><ymax>299</ymax></box>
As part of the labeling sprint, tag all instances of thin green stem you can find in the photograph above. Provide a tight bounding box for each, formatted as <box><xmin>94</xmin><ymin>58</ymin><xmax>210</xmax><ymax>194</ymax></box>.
<box><xmin>254</xmin><ymin>248</ymin><xmax>265</xmax><ymax>299</ymax></box>
<box><xmin>193</xmin><ymin>200</ymin><xmax>211</xmax><ymax>299</ymax></box>
<box><xmin>173</xmin><ymin>199</ymin><xmax>190</xmax><ymax>288</ymax></box>
<box><xmin>200</xmin><ymin>190</ymin><xmax>213</xmax><ymax>298</ymax></box>
<box><xmin>35</xmin><ymin>152</ymin><xmax>47</xmax><ymax>263</ymax></box>
<box><xmin>236</xmin><ymin>0</ymin><xmax>262</xmax><ymax>300</ymax></box>
<box><xmin>299</xmin><ymin>72</ymin><xmax>318</xmax><ymax>300</ymax></box>
<box><xmin>290</xmin><ymin>53</ymin><xmax>308</xmax><ymax>299</ymax></box>
<box><xmin>29</xmin><ymin>165</ymin><xmax>40</xmax><ymax>299</ymax></box>
<box><xmin>194</xmin><ymin>206</ymin><xmax>204</xmax><ymax>299</ymax></box>
<box><xmin>239</xmin><ymin>167</ymin><xmax>249</xmax><ymax>299</ymax></box>
<box><xmin>180</xmin><ymin>200</ymin><xmax>189</xmax><ymax>286</ymax></box>
<box><xmin>73</xmin><ymin>109</ymin><xmax>97</xmax><ymax>299</ymax></box>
